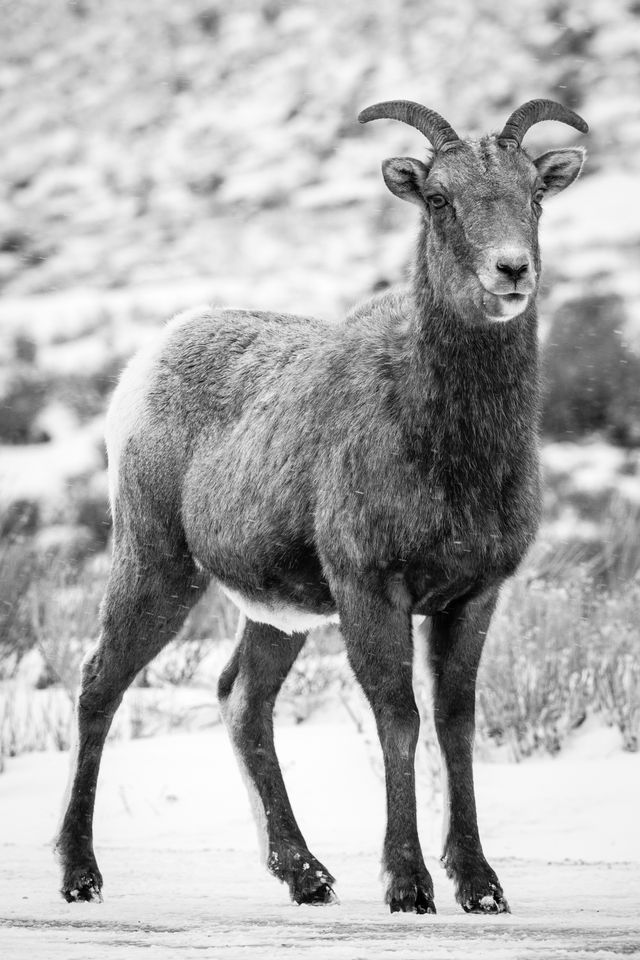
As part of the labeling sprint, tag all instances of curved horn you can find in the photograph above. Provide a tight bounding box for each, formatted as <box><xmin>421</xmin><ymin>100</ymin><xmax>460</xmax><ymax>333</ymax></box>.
<box><xmin>498</xmin><ymin>99</ymin><xmax>588</xmax><ymax>147</ymax></box>
<box><xmin>358</xmin><ymin>100</ymin><xmax>460</xmax><ymax>152</ymax></box>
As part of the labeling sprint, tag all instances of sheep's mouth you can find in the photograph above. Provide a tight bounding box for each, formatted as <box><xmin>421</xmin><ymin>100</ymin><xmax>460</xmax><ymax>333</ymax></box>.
<box><xmin>482</xmin><ymin>289</ymin><xmax>530</xmax><ymax>321</ymax></box>
<box><xmin>482</xmin><ymin>288</ymin><xmax>529</xmax><ymax>304</ymax></box>
<box><xmin>501</xmin><ymin>292</ymin><xmax>528</xmax><ymax>304</ymax></box>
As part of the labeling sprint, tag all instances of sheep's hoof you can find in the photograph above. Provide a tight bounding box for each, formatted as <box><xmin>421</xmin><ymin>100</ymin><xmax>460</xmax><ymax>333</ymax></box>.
<box><xmin>296</xmin><ymin>879</ymin><xmax>338</xmax><ymax>905</ymax></box>
<box><xmin>444</xmin><ymin>849</ymin><xmax>509</xmax><ymax>915</ymax></box>
<box><xmin>388</xmin><ymin>881</ymin><xmax>436</xmax><ymax>915</ymax></box>
<box><xmin>61</xmin><ymin>866</ymin><xmax>103</xmax><ymax>903</ymax></box>
<box><xmin>462</xmin><ymin>891</ymin><xmax>510</xmax><ymax>914</ymax></box>
<box><xmin>268</xmin><ymin>846</ymin><xmax>337</xmax><ymax>906</ymax></box>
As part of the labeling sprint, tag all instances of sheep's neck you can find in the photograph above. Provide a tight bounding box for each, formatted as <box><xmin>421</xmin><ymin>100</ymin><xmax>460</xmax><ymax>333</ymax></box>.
<box><xmin>398</xmin><ymin>267</ymin><xmax>540</xmax><ymax>483</ymax></box>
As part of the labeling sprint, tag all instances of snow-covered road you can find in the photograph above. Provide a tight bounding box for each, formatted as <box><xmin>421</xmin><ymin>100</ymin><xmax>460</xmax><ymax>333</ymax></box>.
<box><xmin>1</xmin><ymin>717</ymin><xmax>639</xmax><ymax>958</ymax></box>
<box><xmin>2</xmin><ymin>848</ymin><xmax>639</xmax><ymax>959</ymax></box>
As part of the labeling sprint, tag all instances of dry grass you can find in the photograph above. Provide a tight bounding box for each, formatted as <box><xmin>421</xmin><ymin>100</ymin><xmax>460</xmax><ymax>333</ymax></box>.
<box><xmin>0</xmin><ymin>686</ymin><xmax>73</xmax><ymax>770</ymax></box>
<box><xmin>1</xmin><ymin>496</ymin><xmax>639</xmax><ymax>768</ymax></box>
<box><xmin>476</xmin><ymin>510</ymin><xmax>640</xmax><ymax>759</ymax></box>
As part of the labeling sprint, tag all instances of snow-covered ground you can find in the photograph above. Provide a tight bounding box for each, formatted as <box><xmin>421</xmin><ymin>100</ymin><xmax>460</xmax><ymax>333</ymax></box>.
<box><xmin>1</xmin><ymin>715</ymin><xmax>639</xmax><ymax>958</ymax></box>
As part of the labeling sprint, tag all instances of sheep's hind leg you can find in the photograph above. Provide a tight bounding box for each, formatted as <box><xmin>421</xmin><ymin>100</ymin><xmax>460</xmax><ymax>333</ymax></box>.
<box><xmin>57</xmin><ymin>549</ymin><xmax>207</xmax><ymax>902</ymax></box>
<box><xmin>218</xmin><ymin>618</ymin><xmax>336</xmax><ymax>905</ymax></box>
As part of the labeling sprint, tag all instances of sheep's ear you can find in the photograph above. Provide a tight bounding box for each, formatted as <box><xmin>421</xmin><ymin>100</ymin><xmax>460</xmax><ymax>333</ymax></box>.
<box><xmin>533</xmin><ymin>147</ymin><xmax>585</xmax><ymax>197</ymax></box>
<box><xmin>381</xmin><ymin>157</ymin><xmax>430</xmax><ymax>209</ymax></box>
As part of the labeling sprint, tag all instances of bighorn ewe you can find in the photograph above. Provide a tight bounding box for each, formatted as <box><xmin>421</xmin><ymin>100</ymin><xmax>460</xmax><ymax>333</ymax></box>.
<box><xmin>58</xmin><ymin>98</ymin><xmax>587</xmax><ymax>914</ymax></box>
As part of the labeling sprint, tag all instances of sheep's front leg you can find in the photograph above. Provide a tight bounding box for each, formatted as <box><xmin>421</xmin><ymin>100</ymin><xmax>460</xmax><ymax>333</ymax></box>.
<box><xmin>426</xmin><ymin>587</ymin><xmax>510</xmax><ymax>914</ymax></box>
<box><xmin>335</xmin><ymin>582</ymin><xmax>435</xmax><ymax>914</ymax></box>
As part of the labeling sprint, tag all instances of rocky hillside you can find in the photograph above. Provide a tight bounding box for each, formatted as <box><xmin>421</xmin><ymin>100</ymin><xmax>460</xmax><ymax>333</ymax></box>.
<box><xmin>0</xmin><ymin>0</ymin><xmax>637</xmax><ymax>311</ymax></box>
<box><xmin>0</xmin><ymin>0</ymin><xmax>639</xmax><ymax>559</ymax></box>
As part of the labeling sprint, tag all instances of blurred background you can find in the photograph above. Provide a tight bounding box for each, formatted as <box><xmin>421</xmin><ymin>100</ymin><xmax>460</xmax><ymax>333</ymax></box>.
<box><xmin>0</xmin><ymin>0</ymin><xmax>639</xmax><ymax>767</ymax></box>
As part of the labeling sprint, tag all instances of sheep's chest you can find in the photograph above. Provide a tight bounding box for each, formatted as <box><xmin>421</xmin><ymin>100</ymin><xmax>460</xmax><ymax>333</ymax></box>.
<box><xmin>407</xmin><ymin>525</ymin><xmax>520</xmax><ymax>614</ymax></box>
<box><xmin>390</xmin><ymin>464</ymin><xmax>540</xmax><ymax>613</ymax></box>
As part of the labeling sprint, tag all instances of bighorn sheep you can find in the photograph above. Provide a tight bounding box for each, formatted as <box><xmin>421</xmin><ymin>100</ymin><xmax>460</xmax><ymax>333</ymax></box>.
<box><xmin>57</xmin><ymin>99</ymin><xmax>587</xmax><ymax>914</ymax></box>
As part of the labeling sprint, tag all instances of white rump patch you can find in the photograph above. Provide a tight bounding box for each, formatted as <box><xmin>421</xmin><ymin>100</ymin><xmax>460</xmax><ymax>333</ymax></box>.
<box><xmin>105</xmin><ymin>306</ymin><xmax>213</xmax><ymax>511</ymax></box>
<box><xmin>105</xmin><ymin>344</ymin><xmax>160</xmax><ymax>510</ymax></box>
<box><xmin>221</xmin><ymin>586</ymin><xmax>340</xmax><ymax>635</ymax></box>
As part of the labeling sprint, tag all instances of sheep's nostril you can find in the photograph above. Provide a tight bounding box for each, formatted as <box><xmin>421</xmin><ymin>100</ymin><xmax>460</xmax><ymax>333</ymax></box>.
<box><xmin>496</xmin><ymin>260</ymin><xmax>529</xmax><ymax>281</ymax></box>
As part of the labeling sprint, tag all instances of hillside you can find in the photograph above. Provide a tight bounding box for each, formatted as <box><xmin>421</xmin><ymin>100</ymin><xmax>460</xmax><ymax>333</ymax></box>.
<box><xmin>0</xmin><ymin>1</ymin><xmax>639</xmax><ymax>763</ymax></box>
<box><xmin>0</xmin><ymin>0</ymin><xmax>638</xmax><ymax>314</ymax></box>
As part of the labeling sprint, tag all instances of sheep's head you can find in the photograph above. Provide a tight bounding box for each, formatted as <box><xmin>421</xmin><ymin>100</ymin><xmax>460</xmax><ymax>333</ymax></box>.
<box><xmin>359</xmin><ymin>99</ymin><xmax>587</xmax><ymax>324</ymax></box>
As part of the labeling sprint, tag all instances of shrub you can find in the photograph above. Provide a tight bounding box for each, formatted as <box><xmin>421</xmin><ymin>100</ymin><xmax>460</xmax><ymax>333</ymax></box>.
<box><xmin>0</xmin><ymin>368</ymin><xmax>51</xmax><ymax>443</ymax></box>
<box><xmin>30</xmin><ymin>555</ymin><xmax>107</xmax><ymax>693</ymax></box>
<box><xmin>477</xmin><ymin>538</ymin><xmax>640</xmax><ymax>759</ymax></box>
<box><xmin>0</xmin><ymin>542</ymin><xmax>107</xmax><ymax>686</ymax></box>
<box><xmin>478</xmin><ymin>575</ymin><xmax>595</xmax><ymax>758</ymax></box>
<box><xmin>0</xmin><ymin>542</ymin><xmax>40</xmax><ymax>674</ymax></box>
<box><xmin>543</xmin><ymin>293</ymin><xmax>640</xmax><ymax>445</ymax></box>
<box><xmin>0</xmin><ymin>499</ymin><xmax>40</xmax><ymax>540</ymax></box>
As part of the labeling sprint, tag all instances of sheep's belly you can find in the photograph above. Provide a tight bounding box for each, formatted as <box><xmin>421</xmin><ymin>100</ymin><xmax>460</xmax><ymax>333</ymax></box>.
<box><xmin>221</xmin><ymin>586</ymin><xmax>340</xmax><ymax>634</ymax></box>
<box><xmin>221</xmin><ymin>586</ymin><xmax>429</xmax><ymax>635</ymax></box>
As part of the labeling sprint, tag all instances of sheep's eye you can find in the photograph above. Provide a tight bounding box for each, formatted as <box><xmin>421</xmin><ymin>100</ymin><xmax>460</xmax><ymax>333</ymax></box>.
<box><xmin>428</xmin><ymin>193</ymin><xmax>448</xmax><ymax>209</ymax></box>
<box><xmin>533</xmin><ymin>188</ymin><xmax>545</xmax><ymax>205</ymax></box>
